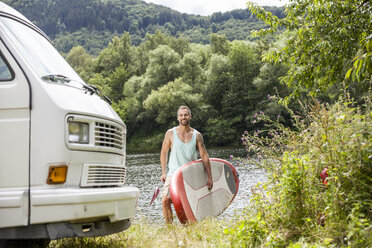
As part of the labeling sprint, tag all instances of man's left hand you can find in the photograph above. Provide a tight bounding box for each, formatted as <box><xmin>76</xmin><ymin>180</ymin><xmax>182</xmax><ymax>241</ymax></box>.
<box><xmin>207</xmin><ymin>178</ymin><xmax>213</xmax><ymax>190</ymax></box>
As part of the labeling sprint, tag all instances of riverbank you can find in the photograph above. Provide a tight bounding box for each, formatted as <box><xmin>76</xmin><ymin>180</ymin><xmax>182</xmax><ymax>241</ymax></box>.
<box><xmin>125</xmin><ymin>147</ymin><xmax>261</xmax><ymax>223</ymax></box>
<box><xmin>126</xmin><ymin>132</ymin><xmax>243</xmax><ymax>154</ymax></box>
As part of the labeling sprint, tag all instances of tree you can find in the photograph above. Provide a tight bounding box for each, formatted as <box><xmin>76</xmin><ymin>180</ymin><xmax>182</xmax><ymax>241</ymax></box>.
<box><xmin>205</xmin><ymin>116</ymin><xmax>241</xmax><ymax>145</ymax></box>
<box><xmin>247</xmin><ymin>0</ymin><xmax>372</xmax><ymax>97</ymax></box>
<box><xmin>107</xmin><ymin>64</ymin><xmax>130</xmax><ymax>102</ymax></box>
<box><xmin>210</xmin><ymin>33</ymin><xmax>230</xmax><ymax>55</ymax></box>
<box><xmin>145</xmin><ymin>45</ymin><xmax>181</xmax><ymax>90</ymax></box>
<box><xmin>252</xmin><ymin>62</ymin><xmax>292</xmax><ymax>126</ymax></box>
<box><xmin>66</xmin><ymin>46</ymin><xmax>95</xmax><ymax>82</ymax></box>
<box><xmin>88</xmin><ymin>73</ymin><xmax>110</xmax><ymax>98</ymax></box>
<box><xmin>122</xmin><ymin>75</ymin><xmax>149</xmax><ymax>131</ymax></box>
<box><xmin>143</xmin><ymin>30</ymin><xmax>169</xmax><ymax>51</ymax></box>
<box><xmin>222</xmin><ymin>40</ymin><xmax>260</xmax><ymax>119</ymax></box>
<box><xmin>253</xmin><ymin>62</ymin><xmax>290</xmax><ymax>101</ymax></box>
<box><xmin>168</xmin><ymin>35</ymin><xmax>190</xmax><ymax>57</ymax></box>
<box><xmin>205</xmin><ymin>54</ymin><xmax>230</xmax><ymax>112</ymax></box>
<box><xmin>143</xmin><ymin>78</ymin><xmax>202</xmax><ymax>124</ymax></box>
<box><xmin>191</xmin><ymin>43</ymin><xmax>212</xmax><ymax>69</ymax></box>
<box><xmin>96</xmin><ymin>32</ymin><xmax>133</xmax><ymax>74</ymax></box>
<box><xmin>179</xmin><ymin>52</ymin><xmax>205</xmax><ymax>87</ymax></box>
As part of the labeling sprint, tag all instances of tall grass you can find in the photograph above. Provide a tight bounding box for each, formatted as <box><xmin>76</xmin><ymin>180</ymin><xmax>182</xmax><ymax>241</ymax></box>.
<box><xmin>50</xmin><ymin>218</ymin><xmax>232</xmax><ymax>247</ymax></box>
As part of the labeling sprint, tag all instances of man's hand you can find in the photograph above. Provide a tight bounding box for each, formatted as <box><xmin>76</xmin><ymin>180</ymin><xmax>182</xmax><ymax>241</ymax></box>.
<box><xmin>207</xmin><ymin>177</ymin><xmax>213</xmax><ymax>190</ymax></box>
<box><xmin>161</xmin><ymin>174</ymin><xmax>166</xmax><ymax>183</ymax></box>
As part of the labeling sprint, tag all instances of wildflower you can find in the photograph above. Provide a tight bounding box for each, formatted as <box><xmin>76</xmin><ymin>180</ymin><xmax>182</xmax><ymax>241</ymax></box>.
<box><xmin>260</xmin><ymin>111</ymin><xmax>264</xmax><ymax>115</ymax></box>
<box><xmin>320</xmin><ymin>168</ymin><xmax>328</xmax><ymax>186</ymax></box>
<box><xmin>253</xmin><ymin>113</ymin><xmax>257</xmax><ymax>118</ymax></box>
<box><xmin>257</xmin><ymin>130</ymin><xmax>261</xmax><ymax>134</ymax></box>
<box><xmin>229</xmin><ymin>155</ymin><xmax>234</xmax><ymax>159</ymax></box>
<box><xmin>267</xmin><ymin>94</ymin><xmax>271</xmax><ymax>100</ymax></box>
<box><xmin>277</xmin><ymin>114</ymin><xmax>281</xmax><ymax>118</ymax></box>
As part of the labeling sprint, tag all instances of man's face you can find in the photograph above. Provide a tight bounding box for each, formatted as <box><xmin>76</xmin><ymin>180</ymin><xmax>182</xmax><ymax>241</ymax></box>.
<box><xmin>177</xmin><ymin>109</ymin><xmax>191</xmax><ymax>126</ymax></box>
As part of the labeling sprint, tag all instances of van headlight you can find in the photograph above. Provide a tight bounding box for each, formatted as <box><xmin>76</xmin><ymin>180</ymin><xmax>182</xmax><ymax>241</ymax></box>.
<box><xmin>68</xmin><ymin>122</ymin><xmax>89</xmax><ymax>143</ymax></box>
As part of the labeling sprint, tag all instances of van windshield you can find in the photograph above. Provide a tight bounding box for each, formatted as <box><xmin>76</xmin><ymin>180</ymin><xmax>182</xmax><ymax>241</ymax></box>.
<box><xmin>0</xmin><ymin>16</ymin><xmax>84</xmax><ymax>86</ymax></box>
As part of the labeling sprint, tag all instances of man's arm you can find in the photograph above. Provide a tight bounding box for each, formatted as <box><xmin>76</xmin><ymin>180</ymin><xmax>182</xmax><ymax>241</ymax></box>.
<box><xmin>160</xmin><ymin>130</ymin><xmax>172</xmax><ymax>182</ymax></box>
<box><xmin>197</xmin><ymin>132</ymin><xmax>213</xmax><ymax>189</ymax></box>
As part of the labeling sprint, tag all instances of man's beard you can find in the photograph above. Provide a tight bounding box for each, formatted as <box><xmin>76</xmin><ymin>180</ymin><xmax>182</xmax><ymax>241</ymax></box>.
<box><xmin>179</xmin><ymin>119</ymin><xmax>189</xmax><ymax>126</ymax></box>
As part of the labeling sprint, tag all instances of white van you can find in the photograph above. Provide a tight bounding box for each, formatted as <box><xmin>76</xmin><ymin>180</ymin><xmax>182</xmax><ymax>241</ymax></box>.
<box><xmin>0</xmin><ymin>2</ymin><xmax>139</xmax><ymax>243</ymax></box>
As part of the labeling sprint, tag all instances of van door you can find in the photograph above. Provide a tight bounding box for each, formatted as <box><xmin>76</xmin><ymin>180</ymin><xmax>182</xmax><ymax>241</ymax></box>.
<box><xmin>0</xmin><ymin>40</ymin><xmax>30</xmax><ymax>228</ymax></box>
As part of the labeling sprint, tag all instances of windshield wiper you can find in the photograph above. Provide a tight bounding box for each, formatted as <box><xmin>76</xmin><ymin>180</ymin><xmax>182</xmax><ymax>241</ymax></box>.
<box><xmin>83</xmin><ymin>83</ymin><xmax>112</xmax><ymax>105</ymax></box>
<box><xmin>82</xmin><ymin>84</ymin><xmax>95</xmax><ymax>95</ymax></box>
<box><xmin>42</xmin><ymin>74</ymin><xmax>71</xmax><ymax>83</ymax></box>
<box><xmin>41</xmin><ymin>74</ymin><xmax>112</xmax><ymax>105</ymax></box>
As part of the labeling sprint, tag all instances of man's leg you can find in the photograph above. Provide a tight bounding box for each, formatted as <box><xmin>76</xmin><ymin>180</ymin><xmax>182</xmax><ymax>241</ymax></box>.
<box><xmin>162</xmin><ymin>196</ymin><xmax>173</xmax><ymax>224</ymax></box>
<box><xmin>161</xmin><ymin>177</ymin><xmax>173</xmax><ymax>224</ymax></box>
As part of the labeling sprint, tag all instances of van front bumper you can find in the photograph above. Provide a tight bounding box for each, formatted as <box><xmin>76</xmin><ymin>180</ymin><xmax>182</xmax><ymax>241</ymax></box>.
<box><xmin>0</xmin><ymin>186</ymin><xmax>139</xmax><ymax>239</ymax></box>
<box><xmin>0</xmin><ymin>219</ymin><xmax>131</xmax><ymax>239</ymax></box>
<box><xmin>30</xmin><ymin>187</ymin><xmax>139</xmax><ymax>224</ymax></box>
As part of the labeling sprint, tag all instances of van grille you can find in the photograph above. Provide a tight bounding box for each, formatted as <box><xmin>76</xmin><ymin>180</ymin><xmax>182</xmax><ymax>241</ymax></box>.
<box><xmin>81</xmin><ymin>164</ymin><xmax>126</xmax><ymax>187</ymax></box>
<box><xmin>66</xmin><ymin>115</ymin><xmax>126</xmax><ymax>155</ymax></box>
<box><xmin>95</xmin><ymin>122</ymin><xmax>125</xmax><ymax>153</ymax></box>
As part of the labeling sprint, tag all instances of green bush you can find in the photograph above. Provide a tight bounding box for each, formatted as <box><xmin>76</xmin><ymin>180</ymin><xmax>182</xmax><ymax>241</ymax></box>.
<box><xmin>225</xmin><ymin>97</ymin><xmax>372</xmax><ymax>247</ymax></box>
<box><xmin>126</xmin><ymin>133</ymin><xmax>164</xmax><ymax>153</ymax></box>
<box><xmin>205</xmin><ymin>116</ymin><xmax>241</xmax><ymax>145</ymax></box>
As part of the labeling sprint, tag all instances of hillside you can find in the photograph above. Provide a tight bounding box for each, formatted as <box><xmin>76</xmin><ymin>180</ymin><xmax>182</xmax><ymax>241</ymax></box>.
<box><xmin>4</xmin><ymin>0</ymin><xmax>284</xmax><ymax>55</ymax></box>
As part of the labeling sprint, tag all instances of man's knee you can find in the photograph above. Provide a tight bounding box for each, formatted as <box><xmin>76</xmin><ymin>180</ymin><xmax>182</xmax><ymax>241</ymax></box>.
<box><xmin>162</xmin><ymin>196</ymin><xmax>172</xmax><ymax>206</ymax></box>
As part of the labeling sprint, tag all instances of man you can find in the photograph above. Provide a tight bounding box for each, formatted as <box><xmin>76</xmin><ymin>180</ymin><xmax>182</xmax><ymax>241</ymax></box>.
<box><xmin>160</xmin><ymin>106</ymin><xmax>213</xmax><ymax>224</ymax></box>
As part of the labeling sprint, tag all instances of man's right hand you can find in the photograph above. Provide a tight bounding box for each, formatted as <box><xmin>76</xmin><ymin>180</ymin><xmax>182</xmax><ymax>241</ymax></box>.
<box><xmin>161</xmin><ymin>174</ymin><xmax>166</xmax><ymax>183</ymax></box>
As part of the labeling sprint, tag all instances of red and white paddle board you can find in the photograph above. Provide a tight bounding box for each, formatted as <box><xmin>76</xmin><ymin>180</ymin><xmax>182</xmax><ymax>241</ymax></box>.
<box><xmin>170</xmin><ymin>158</ymin><xmax>239</xmax><ymax>224</ymax></box>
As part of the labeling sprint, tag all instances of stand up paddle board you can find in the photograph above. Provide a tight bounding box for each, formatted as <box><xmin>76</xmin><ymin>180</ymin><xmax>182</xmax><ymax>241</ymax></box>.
<box><xmin>170</xmin><ymin>158</ymin><xmax>239</xmax><ymax>224</ymax></box>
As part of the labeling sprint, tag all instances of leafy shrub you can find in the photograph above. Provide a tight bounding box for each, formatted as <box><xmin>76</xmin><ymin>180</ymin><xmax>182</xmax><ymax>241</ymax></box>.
<box><xmin>205</xmin><ymin>116</ymin><xmax>241</xmax><ymax>145</ymax></box>
<box><xmin>225</xmin><ymin>97</ymin><xmax>372</xmax><ymax>247</ymax></box>
<box><xmin>126</xmin><ymin>133</ymin><xmax>164</xmax><ymax>153</ymax></box>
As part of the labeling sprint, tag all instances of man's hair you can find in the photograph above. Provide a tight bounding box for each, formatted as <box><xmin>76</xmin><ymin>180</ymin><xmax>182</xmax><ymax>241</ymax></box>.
<box><xmin>177</xmin><ymin>106</ymin><xmax>191</xmax><ymax>116</ymax></box>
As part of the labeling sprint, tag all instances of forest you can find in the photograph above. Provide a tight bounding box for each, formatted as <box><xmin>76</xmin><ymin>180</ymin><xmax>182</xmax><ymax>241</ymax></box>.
<box><xmin>64</xmin><ymin>31</ymin><xmax>296</xmax><ymax>151</ymax></box>
<box><xmin>6</xmin><ymin>0</ymin><xmax>369</xmax><ymax>151</ymax></box>
<box><xmin>5</xmin><ymin>0</ymin><xmax>284</xmax><ymax>55</ymax></box>
<box><xmin>63</xmin><ymin>26</ymin><xmax>368</xmax><ymax>152</ymax></box>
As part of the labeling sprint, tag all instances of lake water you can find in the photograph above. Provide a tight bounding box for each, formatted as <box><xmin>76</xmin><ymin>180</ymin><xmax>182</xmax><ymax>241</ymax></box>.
<box><xmin>125</xmin><ymin>147</ymin><xmax>267</xmax><ymax>224</ymax></box>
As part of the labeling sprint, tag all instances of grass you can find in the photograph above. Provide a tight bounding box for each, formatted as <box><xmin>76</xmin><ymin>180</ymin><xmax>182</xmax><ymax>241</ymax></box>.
<box><xmin>50</xmin><ymin>217</ymin><xmax>233</xmax><ymax>248</ymax></box>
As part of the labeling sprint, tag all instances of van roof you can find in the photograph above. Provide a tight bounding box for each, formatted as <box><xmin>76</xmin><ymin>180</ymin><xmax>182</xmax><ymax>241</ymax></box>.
<box><xmin>0</xmin><ymin>2</ymin><xmax>49</xmax><ymax>41</ymax></box>
<box><xmin>0</xmin><ymin>2</ymin><xmax>32</xmax><ymax>24</ymax></box>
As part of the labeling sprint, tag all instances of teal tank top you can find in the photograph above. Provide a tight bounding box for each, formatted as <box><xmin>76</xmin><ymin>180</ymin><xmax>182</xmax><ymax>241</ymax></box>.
<box><xmin>167</xmin><ymin>127</ymin><xmax>197</xmax><ymax>176</ymax></box>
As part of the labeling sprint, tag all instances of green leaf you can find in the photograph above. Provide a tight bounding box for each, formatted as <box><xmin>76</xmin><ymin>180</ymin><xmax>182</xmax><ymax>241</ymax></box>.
<box><xmin>345</xmin><ymin>68</ymin><xmax>353</xmax><ymax>79</ymax></box>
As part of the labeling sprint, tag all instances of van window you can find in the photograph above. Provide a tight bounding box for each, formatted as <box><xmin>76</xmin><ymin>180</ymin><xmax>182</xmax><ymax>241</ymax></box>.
<box><xmin>0</xmin><ymin>16</ymin><xmax>83</xmax><ymax>87</ymax></box>
<box><xmin>0</xmin><ymin>52</ymin><xmax>13</xmax><ymax>81</ymax></box>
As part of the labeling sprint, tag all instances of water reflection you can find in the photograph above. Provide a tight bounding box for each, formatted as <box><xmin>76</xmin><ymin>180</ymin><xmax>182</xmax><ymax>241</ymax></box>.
<box><xmin>126</xmin><ymin>147</ymin><xmax>267</xmax><ymax>223</ymax></box>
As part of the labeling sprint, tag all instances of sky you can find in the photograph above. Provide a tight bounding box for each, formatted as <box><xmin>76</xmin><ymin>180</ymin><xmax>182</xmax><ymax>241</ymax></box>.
<box><xmin>143</xmin><ymin>0</ymin><xmax>289</xmax><ymax>16</ymax></box>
